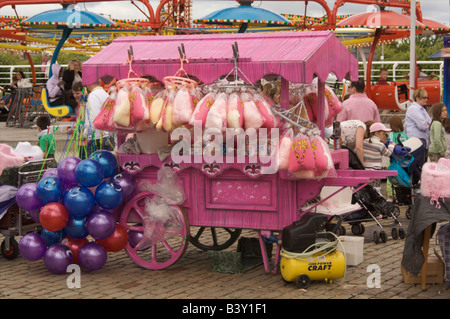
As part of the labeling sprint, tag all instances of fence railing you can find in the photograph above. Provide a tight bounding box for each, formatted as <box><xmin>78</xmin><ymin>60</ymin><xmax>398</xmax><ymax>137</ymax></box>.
<box><xmin>0</xmin><ymin>64</ymin><xmax>68</xmax><ymax>87</ymax></box>
<box><xmin>0</xmin><ymin>60</ymin><xmax>444</xmax><ymax>91</ymax></box>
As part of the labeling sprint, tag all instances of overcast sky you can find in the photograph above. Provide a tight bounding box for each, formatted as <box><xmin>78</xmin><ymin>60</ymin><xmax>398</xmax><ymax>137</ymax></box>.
<box><xmin>1</xmin><ymin>0</ymin><xmax>448</xmax><ymax>26</ymax></box>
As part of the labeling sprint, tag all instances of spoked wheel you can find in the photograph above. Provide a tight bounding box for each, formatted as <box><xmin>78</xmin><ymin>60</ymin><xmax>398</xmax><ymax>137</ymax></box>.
<box><xmin>119</xmin><ymin>191</ymin><xmax>190</xmax><ymax>270</ymax></box>
<box><xmin>1</xmin><ymin>237</ymin><xmax>19</xmax><ymax>260</ymax></box>
<box><xmin>189</xmin><ymin>227</ymin><xmax>242</xmax><ymax>251</ymax></box>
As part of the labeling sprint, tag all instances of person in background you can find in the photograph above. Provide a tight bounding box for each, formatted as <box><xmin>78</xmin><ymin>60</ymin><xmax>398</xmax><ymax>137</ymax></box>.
<box><xmin>80</xmin><ymin>78</ymin><xmax>111</xmax><ymax>159</ymax></box>
<box><xmin>15</xmin><ymin>71</ymin><xmax>32</xmax><ymax>88</ymax></box>
<box><xmin>377</xmin><ymin>68</ymin><xmax>389</xmax><ymax>85</ymax></box>
<box><xmin>46</xmin><ymin>64</ymin><xmax>65</xmax><ymax>106</ymax></box>
<box><xmin>0</xmin><ymin>75</ymin><xmax>18</xmax><ymax>112</ymax></box>
<box><xmin>404</xmin><ymin>87</ymin><xmax>431</xmax><ymax>158</ymax></box>
<box><xmin>336</xmin><ymin>78</ymin><xmax>381</xmax><ymax>123</ymax></box>
<box><xmin>445</xmin><ymin>118</ymin><xmax>450</xmax><ymax>159</ymax></box>
<box><xmin>386</xmin><ymin>116</ymin><xmax>409</xmax><ymax>201</ymax></box>
<box><xmin>428</xmin><ymin>102</ymin><xmax>448</xmax><ymax>162</ymax></box>
<box><xmin>388</xmin><ymin>115</ymin><xmax>409</xmax><ymax>144</ymax></box>
<box><xmin>339</xmin><ymin>119</ymin><xmax>367</xmax><ymax>166</ymax></box>
<box><xmin>36</xmin><ymin>115</ymin><xmax>56</xmax><ymax>159</ymax></box>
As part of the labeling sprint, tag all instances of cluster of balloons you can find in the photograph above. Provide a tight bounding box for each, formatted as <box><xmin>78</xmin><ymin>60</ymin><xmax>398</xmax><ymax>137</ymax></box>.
<box><xmin>16</xmin><ymin>151</ymin><xmax>138</xmax><ymax>274</ymax></box>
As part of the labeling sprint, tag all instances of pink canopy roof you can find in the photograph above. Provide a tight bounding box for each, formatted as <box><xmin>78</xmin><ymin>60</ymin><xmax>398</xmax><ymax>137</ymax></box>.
<box><xmin>82</xmin><ymin>31</ymin><xmax>359</xmax><ymax>86</ymax></box>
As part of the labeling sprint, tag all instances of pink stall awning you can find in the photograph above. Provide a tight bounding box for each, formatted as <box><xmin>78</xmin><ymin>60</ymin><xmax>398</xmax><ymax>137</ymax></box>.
<box><xmin>82</xmin><ymin>31</ymin><xmax>359</xmax><ymax>86</ymax></box>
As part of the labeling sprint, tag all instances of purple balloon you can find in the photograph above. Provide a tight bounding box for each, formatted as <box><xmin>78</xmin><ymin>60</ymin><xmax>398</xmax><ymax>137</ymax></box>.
<box><xmin>19</xmin><ymin>233</ymin><xmax>47</xmax><ymax>261</ymax></box>
<box><xmin>111</xmin><ymin>171</ymin><xmax>137</xmax><ymax>201</ymax></box>
<box><xmin>28</xmin><ymin>209</ymin><xmax>41</xmax><ymax>223</ymax></box>
<box><xmin>42</xmin><ymin>168</ymin><xmax>59</xmax><ymax>179</ymax></box>
<box><xmin>86</xmin><ymin>210</ymin><xmax>116</xmax><ymax>240</ymax></box>
<box><xmin>44</xmin><ymin>244</ymin><xmax>73</xmax><ymax>274</ymax></box>
<box><xmin>78</xmin><ymin>242</ymin><xmax>107</xmax><ymax>271</ymax></box>
<box><xmin>128</xmin><ymin>231</ymin><xmax>146</xmax><ymax>250</ymax></box>
<box><xmin>57</xmin><ymin>157</ymin><xmax>81</xmax><ymax>186</ymax></box>
<box><xmin>16</xmin><ymin>183</ymin><xmax>44</xmax><ymax>211</ymax></box>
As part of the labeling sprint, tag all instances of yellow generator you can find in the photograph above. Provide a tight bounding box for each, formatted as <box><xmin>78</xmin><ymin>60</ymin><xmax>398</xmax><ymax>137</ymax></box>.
<box><xmin>280</xmin><ymin>212</ymin><xmax>346</xmax><ymax>289</ymax></box>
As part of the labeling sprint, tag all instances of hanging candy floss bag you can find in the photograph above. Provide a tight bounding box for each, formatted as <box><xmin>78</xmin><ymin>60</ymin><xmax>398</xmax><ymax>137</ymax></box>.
<box><xmin>94</xmin><ymin>88</ymin><xmax>117</xmax><ymax>131</ymax></box>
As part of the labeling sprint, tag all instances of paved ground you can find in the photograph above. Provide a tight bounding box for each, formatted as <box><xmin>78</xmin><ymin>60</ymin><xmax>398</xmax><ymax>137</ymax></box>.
<box><xmin>0</xmin><ymin>122</ymin><xmax>449</xmax><ymax>303</ymax></box>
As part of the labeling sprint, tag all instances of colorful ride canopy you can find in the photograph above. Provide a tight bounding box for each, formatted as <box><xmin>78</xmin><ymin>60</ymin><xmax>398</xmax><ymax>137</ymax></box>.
<box><xmin>22</xmin><ymin>7</ymin><xmax>118</xmax><ymax>29</ymax></box>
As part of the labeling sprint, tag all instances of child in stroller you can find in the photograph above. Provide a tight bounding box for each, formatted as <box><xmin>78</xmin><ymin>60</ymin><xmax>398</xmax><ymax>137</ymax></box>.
<box><xmin>341</xmin><ymin>145</ymin><xmax>406</xmax><ymax>243</ymax></box>
<box><xmin>387</xmin><ymin>137</ymin><xmax>427</xmax><ymax>219</ymax></box>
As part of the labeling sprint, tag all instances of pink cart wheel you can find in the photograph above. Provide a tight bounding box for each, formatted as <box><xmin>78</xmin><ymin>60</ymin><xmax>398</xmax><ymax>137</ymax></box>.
<box><xmin>119</xmin><ymin>191</ymin><xmax>190</xmax><ymax>270</ymax></box>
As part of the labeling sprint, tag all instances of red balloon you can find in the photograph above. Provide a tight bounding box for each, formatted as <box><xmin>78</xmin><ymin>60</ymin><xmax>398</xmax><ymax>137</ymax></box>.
<box><xmin>39</xmin><ymin>202</ymin><xmax>69</xmax><ymax>232</ymax></box>
<box><xmin>62</xmin><ymin>237</ymin><xmax>89</xmax><ymax>264</ymax></box>
<box><xmin>96</xmin><ymin>224</ymin><xmax>128</xmax><ymax>252</ymax></box>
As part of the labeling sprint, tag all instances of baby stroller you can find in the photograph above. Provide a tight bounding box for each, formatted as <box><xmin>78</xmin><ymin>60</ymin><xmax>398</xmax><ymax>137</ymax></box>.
<box><xmin>341</xmin><ymin>145</ymin><xmax>405</xmax><ymax>244</ymax></box>
<box><xmin>0</xmin><ymin>159</ymin><xmax>54</xmax><ymax>259</ymax></box>
<box><xmin>387</xmin><ymin>137</ymin><xmax>426</xmax><ymax>219</ymax></box>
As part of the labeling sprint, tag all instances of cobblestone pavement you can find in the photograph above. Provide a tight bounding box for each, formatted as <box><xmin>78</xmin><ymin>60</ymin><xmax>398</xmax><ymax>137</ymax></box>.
<box><xmin>0</xmin><ymin>215</ymin><xmax>449</xmax><ymax>300</ymax></box>
<box><xmin>0</xmin><ymin>123</ymin><xmax>449</xmax><ymax>302</ymax></box>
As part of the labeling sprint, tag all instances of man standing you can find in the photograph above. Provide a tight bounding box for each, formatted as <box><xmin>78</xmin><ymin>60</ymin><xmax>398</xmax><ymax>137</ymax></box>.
<box><xmin>81</xmin><ymin>78</ymin><xmax>111</xmax><ymax>159</ymax></box>
<box><xmin>336</xmin><ymin>79</ymin><xmax>381</xmax><ymax>123</ymax></box>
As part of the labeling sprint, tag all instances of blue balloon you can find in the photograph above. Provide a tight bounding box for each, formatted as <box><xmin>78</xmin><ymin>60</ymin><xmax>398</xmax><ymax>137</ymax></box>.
<box><xmin>36</xmin><ymin>176</ymin><xmax>62</xmax><ymax>204</ymax></box>
<box><xmin>95</xmin><ymin>181</ymin><xmax>123</xmax><ymax>210</ymax></box>
<box><xmin>90</xmin><ymin>150</ymin><xmax>118</xmax><ymax>178</ymax></box>
<box><xmin>75</xmin><ymin>159</ymin><xmax>105</xmax><ymax>188</ymax></box>
<box><xmin>63</xmin><ymin>186</ymin><xmax>95</xmax><ymax>218</ymax></box>
<box><xmin>64</xmin><ymin>216</ymin><xmax>89</xmax><ymax>239</ymax></box>
<box><xmin>41</xmin><ymin>229</ymin><xmax>65</xmax><ymax>246</ymax></box>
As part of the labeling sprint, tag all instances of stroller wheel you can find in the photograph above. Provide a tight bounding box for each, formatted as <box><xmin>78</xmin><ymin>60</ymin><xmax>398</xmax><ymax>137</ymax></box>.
<box><xmin>379</xmin><ymin>231</ymin><xmax>387</xmax><ymax>243</ymax></box>
<box><xmin>405</xmin><ymin>207</ymin><xmax>412</xmax><ymax>219</ymax></box>
<box><xmin>351</xmin><ymin>224</ymin><xmax>365</xmax><ymax>236</ymax></box>
<box><xmin>398</xmin><ymin>227</ymin><xmax>406</xmax><ymax>239</ymax></box>
<box><xmin>373</xmin><ymin>231</ymin><xmax>380</xmax><ymax>244</ymax></box>
<box><xmin>1</xmin><ymin>238</ymin><xmax>19</xmax><ymax>260</ymax></box>
<box><xmin>391</xmin><ymin>228</ymin><xmax>399</xmax><ymax>240</ymax></box>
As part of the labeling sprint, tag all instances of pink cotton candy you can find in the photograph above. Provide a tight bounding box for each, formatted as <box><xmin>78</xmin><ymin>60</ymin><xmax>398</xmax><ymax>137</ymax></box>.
<box><xmin>310</xmin><ymin>135</ymin><xmax>329</xmax><ymax>175</ymax></box>
<box><xmin>227</xmin><ymin>92</ymin><xmax>244</xmax><ymax>129</ymax></box>
<box><xmin>172</xmin><ymin>87</ymin><xmax>194</xmax><ymax>126</ymax></box>
<box><xmin>253</xmin><ymin>92</ymin><xmax>279</xmax><ymax>128</ymax></box>
<box><xmin>278</xmin><ymin>133</ymin><xmax>293</xmax><ymax>170</ymax></box>
<box><xmin>94</xmin><ymin>90</ymin><xmax>117</xmax><ymax>131</ymax></box>
<box><xmin>189</xmin><ymin>92</ymin><xmax>216</xmax><ymax>128</ymax></box>
<box><xmin>288</xmin><ymin>134</ymin><xmax>316</xmax><ymax>172</ymax></box>
<box><xmin>128</xmin><ymin>86</ymin><xmax>148</xmax><ymax>128</ymax></box>
<box><xmin>205</xmin><ymin>92</ymin><xmax>228</xmax><ymax>133</ymax></box>
<box><xmin>241</xmin><ymin>92</ymin><xmax>265</xmax><ymax>130</ymax></box>
<box><xmin>325</xmin><ymin>85</ymin><xmax>343</xmax><ymax>127</ymax></box>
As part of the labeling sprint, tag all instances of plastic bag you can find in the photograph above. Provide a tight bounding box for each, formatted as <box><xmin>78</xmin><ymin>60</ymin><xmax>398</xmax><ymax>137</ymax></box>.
<box><xmin>226</xmin><ymin>90</ymin><xmax>244</xmax><ymax>129</ymax></box>
<box><xmin>94</xmin><ymin>88</ymin><xmax>117</xmax><ymax>131</ymax></box>
<box><xmin>253</xmin><ymin>92</ymin><xmax>279</xmax><ymax>128</ymax></box>
<box><xmin>138</xmin><ymin>166</ymin><xmax>186</xmax><ymax>205</ymax></box>
<box><xmin>205</xmin><ymin>92</ymin><xmax>228</xmax><ymax>133</ymax></box>
<box><xmin>288</xmin><ymin>129</ymin><xmax>316</xmax><ymax>172</ymax></box>
<box><xmin>172</xmin><ymin>87</ymin><xmax>194</xmax><ymax>126</ymax></box>
<box><xmin>241</xmin><ymin>91</ymin><xmax>265</xmax><ymax>130</ymax></box>
<box><xmin>113</xmin><ymin>87</ymin><xmax>131</xmax><ymax>127</ymax></box>
<box><xmin>324</xmin><ymin>85</ymin><xmax>343</xmax><ymax>127</ymax></box>
<box><xmin>128</xmin><ymin>85</ymin><xmax>148</xmax><ymax>128</ymax></box>
<box><xmin>150</xmin><ymin>90</ymin><xmax>167</xmax><ymax>126</ymax></box>
<box><xmin>135</xmin><ymin>196</ymin><xmax>184</xmax><ymax>251</ymax></box>
<box><xmin>189</xmin><ymin>91</ymin><xmax>216</xmax><ymax>128</ymax></box>
<box><xmin>278</xmin><ymin>127</ymin><xmax>293</xmax><ymax>170</ymax></box>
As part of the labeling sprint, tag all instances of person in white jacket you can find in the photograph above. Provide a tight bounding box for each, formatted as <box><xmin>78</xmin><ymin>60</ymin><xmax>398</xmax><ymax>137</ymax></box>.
<box><xmin>80</xmin><ymin>78</ymin><xmax>112</xmax><ymax>159</ymax></box>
